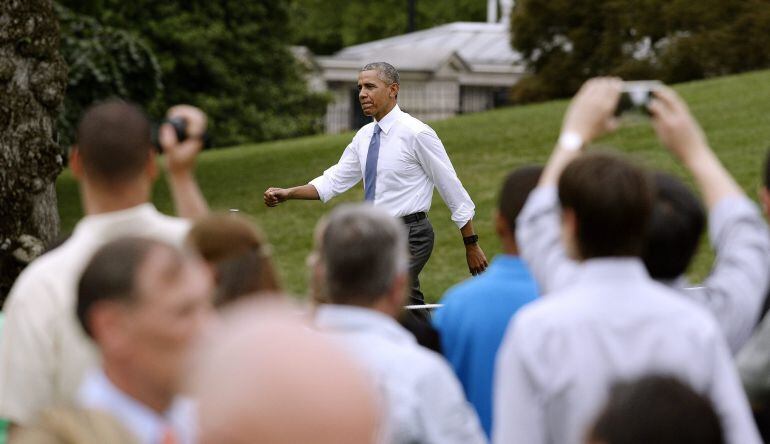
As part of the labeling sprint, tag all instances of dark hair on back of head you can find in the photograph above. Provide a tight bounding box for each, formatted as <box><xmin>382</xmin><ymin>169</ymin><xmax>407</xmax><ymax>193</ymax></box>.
<box><xmin>642</xmin><ymin>172</ymin><xmax>705</xmax><ymax>279</ymax></box>
<box><xmin>76</xmin><ymin>100</ymin><xmax>152</xmax><ymax>184</ymax></box>
<box><xmin>558</xmin><ymin>151</ymin><xmax>653</xmax><ymax>259</ymax></box>
<box><xmin>589</xmin><ymin>374</ymin><xmax>724</xmax><ymax>444</ymax></box>
<box><xmin>498</xmin><ymin>165</ymin><xmax>544</xmax><ymax>233</ymax></box>
<box><xmin>77</xmin><ymin>237</ymin><xmax>173</xmax><ymax>338</ymax></box>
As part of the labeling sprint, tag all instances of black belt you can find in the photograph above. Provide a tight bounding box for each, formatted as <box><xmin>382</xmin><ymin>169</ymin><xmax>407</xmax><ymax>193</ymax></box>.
<box><xmin>401</xmin><ymin>212</ymin><xmax>427</xmax><ymax>224</ymax></box>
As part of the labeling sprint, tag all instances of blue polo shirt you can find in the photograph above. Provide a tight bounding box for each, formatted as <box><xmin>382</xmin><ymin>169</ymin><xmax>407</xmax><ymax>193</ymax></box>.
<box><xmin>433</xmin><ymin>255</ymin><xmax>539</xmax><ymax>438</ymax></box>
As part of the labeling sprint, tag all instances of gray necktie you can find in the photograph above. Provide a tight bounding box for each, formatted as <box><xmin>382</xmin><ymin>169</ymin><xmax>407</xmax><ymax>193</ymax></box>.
<box><xmin>364</xmin><ymin>124</ymin><xmax>381</xmax><ymax>201</ymax></box>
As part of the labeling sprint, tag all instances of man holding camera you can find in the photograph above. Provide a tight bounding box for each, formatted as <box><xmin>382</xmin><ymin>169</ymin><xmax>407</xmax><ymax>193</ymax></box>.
<box><xmin>515</xmin><ymin>80</ymin><xmax>770</xmax><ymax>354</ymax></box>
<box><xmin>0</xmin><ymin>101</ymin><xmax>208</xmax><ymax>432</ymax></box>
<box><xmin>264</xmin><ymin>62</ymin><xmax>487</xmax><ymax>308</ymax></box>
<box><xmin>493</xmin><ymin>78</ymin><xmax>760</xmax><ymax>444</ymax></box>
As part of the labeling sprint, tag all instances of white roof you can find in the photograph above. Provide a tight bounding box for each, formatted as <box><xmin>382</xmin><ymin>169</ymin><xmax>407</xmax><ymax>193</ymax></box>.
<box><xmin>326</xmin><ymin>22</ymin><xmax>524</xmax><ymax>72</ymax></box>
<box><xmin>333</xmin><ymin>22</ymin><xmax>521</xmax><ymax>65</ymax></box>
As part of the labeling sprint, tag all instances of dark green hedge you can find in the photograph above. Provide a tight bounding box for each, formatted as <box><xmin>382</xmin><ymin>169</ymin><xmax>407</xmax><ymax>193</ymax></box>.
<box><xmin>510</xmin><ymin>0</ymin><xmax>770</xmax><ymax>103</ymax></box>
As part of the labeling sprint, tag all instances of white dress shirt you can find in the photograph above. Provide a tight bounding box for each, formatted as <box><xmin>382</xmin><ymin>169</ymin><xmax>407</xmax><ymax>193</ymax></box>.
<box><xmin>314</xmin><ymin>305</ymin><xmax>487</xmax><ymax>444</ymax></box>
<box><xmin>738</xmin><ymin>312</ymin><xmax>770</xmax><ymax>402</ymax></box>
<box><xmin>77</xmin><ymin>369</ymin><xmax>196</xmax><ymax>444</ymax></box>
<box><xmin>493</xmin><ymin>258</ymin><xmax>760</xmax><ymax>444</ymax></box>
<box><xmin>515</xmin><ymin>185</ymin><xmax>770</xmax><ymax>353</ymax></box>
<box><xmin>309</xmin><ymin>105</ymin><xmax>475</xmax><ymax>228</ymax></box>
<box><xmin>0</xmin><ymin>204</ymin><xmax>190</xmax><ymax>424</ymax></box>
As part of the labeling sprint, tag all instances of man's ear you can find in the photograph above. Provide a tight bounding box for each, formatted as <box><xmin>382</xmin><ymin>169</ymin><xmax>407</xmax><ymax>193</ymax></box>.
<box><xmin>387</xmin><ymin>271</ymin><xmax>409</xmax><ymax>312</ymax></box>
<box><xmin>495</xmin><ymin>210</ymin><xmax>511</xmax><ymax>239</ymax></box>
<box><xmin>389</xmin><ymin>83</ymin><xmax>400</xmax><ymax>99</ymax></box>
<box><xmin>309</xmin><ymin>253</ymin><xmax>329</xmax><ymax>305</ymax></box>
<box><xmin>70</xmin><ymin>146</ymin><xmax>84</xmax><ymax>180</ymax></box>
<box><xmin>88</xmin><ymin>301</ymin><xmax>131</xmax><ymax>354</ymax></box>
<box><xmin>146</xmin><ymin>150</ymin><xmax>158</xmax><ymax>181</ymax></box>
<box><xmin>560</xmin><ymin>207</ymin><xmax>581</xmax><ymax>260</ymax></box>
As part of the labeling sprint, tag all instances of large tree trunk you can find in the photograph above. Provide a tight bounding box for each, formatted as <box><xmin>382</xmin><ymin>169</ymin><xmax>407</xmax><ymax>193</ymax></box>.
<box><xmin>0</xmin><ymin>0</ymin><xmax>67</xmax><ymax>306</ymax></box>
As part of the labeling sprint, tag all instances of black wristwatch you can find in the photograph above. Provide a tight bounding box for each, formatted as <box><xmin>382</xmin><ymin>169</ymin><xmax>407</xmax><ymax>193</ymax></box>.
<box><xmin>463</xmin><ymin>234</ymin><xmax>479</xmax><ymax>246</ymax></box>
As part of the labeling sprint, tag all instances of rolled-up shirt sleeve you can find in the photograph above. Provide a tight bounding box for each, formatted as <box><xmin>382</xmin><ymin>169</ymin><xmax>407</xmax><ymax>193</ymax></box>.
<box><xmin>738</xmin><ymin>312</ymin><xmax>770</xmax><ymax>401</ymax></box>
<box><xmin>309</xmin><ymin>141</ymin><xmax>362</xmax><ymax>203</ymax></box>
<box><xmin>691</xmin><ymin>195</ymin><xmax>770</xmax><ymax>353</ymax></box>
<box><xmin>413</xmin><ymin>129</ymin><xmax>475</xmax><ymax>228</ymax></box>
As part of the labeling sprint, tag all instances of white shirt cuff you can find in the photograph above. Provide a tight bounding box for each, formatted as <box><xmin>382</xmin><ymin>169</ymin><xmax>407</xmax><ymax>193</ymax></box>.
<box><xmin>451</xmin><ymin>208</ymin><xmax>475</xmax><ymax>229</ymax></box>
<box><xmin>308</xmin><ymin>177</ymin><xmax>332</xmax><ymax>203</ymax></box>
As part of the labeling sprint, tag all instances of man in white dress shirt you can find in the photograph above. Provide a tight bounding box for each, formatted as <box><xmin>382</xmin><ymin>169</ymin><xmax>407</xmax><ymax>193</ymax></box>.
<box><xmin>311</xmin><ymin>204</ymin><xmax>486</xmax><ymax>444</ymax></box>
<box><xmin>76</xmin><ymin>237</ymin><xmax>214</xmax><ymax>444</ymax></box>
<box><xmin>0</xmin><ymin>101</ymin><xmax>209</xmax><ymax>431</ymax></box>
<box><xmin>265</xmin><ymin>62</ymin><xmax>487</xmax><ymax>307</ymax></box>
<box><xmin>493</xmin><ymin>78</ymin><xmax>760</xmax><ymax>444</ymax></box>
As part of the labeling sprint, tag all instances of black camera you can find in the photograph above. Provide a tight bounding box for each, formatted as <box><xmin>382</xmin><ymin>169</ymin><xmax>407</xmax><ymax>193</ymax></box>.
<box><xmin>151</xmin><ymin>117</ymin><xmax>187</xmax><ymax>152</ymax></box>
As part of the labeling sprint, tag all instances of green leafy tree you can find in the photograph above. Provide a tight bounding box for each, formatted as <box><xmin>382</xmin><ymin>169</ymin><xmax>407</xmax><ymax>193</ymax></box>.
<box><xmin>56</xmin><ymin>3</ymin><xmax>162</xmax><ymax>148</ymax></box>
<box><xmin>290</xmin><ymin>0</ymin><xmax>487</xmax><ymax>55</ymax></box>
<box><xmin>60</xmin><ymin>0</ymin><xmax>328</xmax><ymax>146</ymax></box>
<box><xmin>510</xmin><ymin>0</ymin><xmax>770</xmax><ymax>102</ymax></box>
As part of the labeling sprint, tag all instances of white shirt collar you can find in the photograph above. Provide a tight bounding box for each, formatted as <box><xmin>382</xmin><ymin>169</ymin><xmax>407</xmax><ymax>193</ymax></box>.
<box><xmin>373</xmin><ymin>104</ymin><xmax>403</xmax><ymax>135</ymax></box>
<box><xmin>77</xmin><ymin>368</ymin><xmax>195</xmax><ymax>444</ymax></box>
<box><xmin>315</xmin><ymin>304</ymin><xmax>415</xmax><ymax>345</ymax></box>
<box><xmin>73</xmin><ymin>203</ymin><xmax>161</xmax><ymax>240</ymax></box>
<box><xmin>575</xmin><ymin>257</ymin><xmax>650</xmax><ymax>284</ymax></box>
<box><xmin>660</xmin><ymin>275</ymin><xmax>693</xmax><ymax>290</ymax></box>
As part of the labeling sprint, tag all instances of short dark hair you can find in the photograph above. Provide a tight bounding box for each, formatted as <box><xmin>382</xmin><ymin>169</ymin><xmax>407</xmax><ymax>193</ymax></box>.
<box><xmin>588</xmin><ymin>375</ymin><xmax>724</xmax><ymax>444</ymax></box>
<box><xmin>764</xmin><ymin>148</ymin><xmax>770</xmax><ymax>189</ymax></box>
<box><xmin>77</xmin><ymin>237</ymin><xmax>180</xmax><ymax>338</ymax></box>
<box><xmin>75</xmin><ymin>100</ymin><xmax>152</xmax><ymax>184</ymax></box>
<box><xmin>498</xmin><ymin>165</ymin><xmax>544</xmax><ymax>233</ymax></box>
<box><xmin>361</xmin><ymin>62</ymin><xmax>399</xmax><ymax>85</ymax></box>
<box><xmin>642</xmin><ymin>172</ymin><xmax>705</xmax><ymax>279</ymax></box>
<box><xmin>319</xmin><ymin>205</ymin><xmax>408</xmax><ymax>307</ymax></box>
<box><xmin>558</xmin><ymin>151</ymin><xmax>653</xmax><ymax>259</ymax></box>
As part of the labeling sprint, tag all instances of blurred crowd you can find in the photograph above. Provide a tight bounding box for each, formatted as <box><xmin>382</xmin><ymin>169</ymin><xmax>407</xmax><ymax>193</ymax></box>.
<box><xmin>1</xmin><ymin>74</ymin><xmax>770</xmax><ymax>444</ymax></box>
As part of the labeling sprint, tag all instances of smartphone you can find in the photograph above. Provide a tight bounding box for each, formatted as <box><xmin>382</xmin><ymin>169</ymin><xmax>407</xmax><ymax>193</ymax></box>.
<box><xmin>615</xmin><ymin>80</ymin><xmax>663</xmax><ymax>116</ymax></box>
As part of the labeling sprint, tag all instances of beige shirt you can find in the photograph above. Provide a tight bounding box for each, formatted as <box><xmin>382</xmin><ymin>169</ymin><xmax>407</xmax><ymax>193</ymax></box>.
<box><xmin>0</xmin><ymin>204</ymin><xmax>190</xmax><ymax>424</ymax></box>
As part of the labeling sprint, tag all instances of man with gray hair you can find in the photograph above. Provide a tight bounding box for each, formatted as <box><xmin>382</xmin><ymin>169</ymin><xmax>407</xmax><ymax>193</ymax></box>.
<box><xmin>265</xmin><ymin>61</ymin><xmax>487</xmax><ymax>310</ymax></box>
<box><xmin>311</xmin><ymin>204</ymin><xmax>486</xmax><ymax>444</ymax></box>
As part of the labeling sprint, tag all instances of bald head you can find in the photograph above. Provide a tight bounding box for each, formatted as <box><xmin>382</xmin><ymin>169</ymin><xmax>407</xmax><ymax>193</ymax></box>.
<box><xmin>191</xmin><ymin>302</ymin><xmax>380</xmax><ymax>444</ymax></box>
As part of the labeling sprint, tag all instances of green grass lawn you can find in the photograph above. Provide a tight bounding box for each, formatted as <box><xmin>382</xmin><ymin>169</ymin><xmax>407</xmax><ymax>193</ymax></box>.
<box><xmin>57</xmin><ymin>70</ymin><xmax>770</xmax><ymax>303</ymax></box>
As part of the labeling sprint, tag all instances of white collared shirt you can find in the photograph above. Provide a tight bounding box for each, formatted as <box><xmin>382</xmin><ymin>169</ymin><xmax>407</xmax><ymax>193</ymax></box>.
<box><xmin>516</xmin><ymin>185</ymin><xmax>770</xmax><ymax>354</ymax></box>
<box><xmin>0</xmin><ymin>204</ymin><xmax>190</xmax><ymax>424</ymax></box>
<box><xmin>309</xmin><ymin>105</ymin><xmax>475</xmax><ymax>228</ymax></box>
<box><xmin>314</xmin><ymin>305</ymin><xmax>487</xmax><ymax>444</ymax></box>
<box><xmin>77</xmin><ymin>369</ymin><xmax>196</xmax><ymax>444</ymax></box>
<box><xmin>493</xmin><ymin>258</ymin><xmax>761</xmax><ymax>444</ymax></box>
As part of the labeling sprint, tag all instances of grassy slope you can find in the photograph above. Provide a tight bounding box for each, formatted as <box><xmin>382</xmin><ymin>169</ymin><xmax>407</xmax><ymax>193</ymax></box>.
<box><xmin>57</xmin><ymin>70</ymin><xmax>770</xmax><ymax>302</ymax></box>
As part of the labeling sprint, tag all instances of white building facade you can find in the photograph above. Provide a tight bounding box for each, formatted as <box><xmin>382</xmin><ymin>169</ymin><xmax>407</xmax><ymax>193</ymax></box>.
<box><xmin>301</xmin><ymin>1</ymin><xmax>525</xmax><ymax>133</ymax></box>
